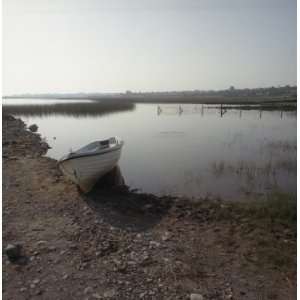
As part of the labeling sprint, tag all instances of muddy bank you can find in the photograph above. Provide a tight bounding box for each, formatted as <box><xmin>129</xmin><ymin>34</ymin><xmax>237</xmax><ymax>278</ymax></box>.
<box><xmin>3</xmin><ymin>115</ymin><xmax>296</xmax><ymax>300</ymax></box>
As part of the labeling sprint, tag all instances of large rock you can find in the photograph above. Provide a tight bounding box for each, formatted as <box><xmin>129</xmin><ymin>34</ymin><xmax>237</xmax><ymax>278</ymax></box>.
<box><xmin>28</xmin><ymin>124</ymin><xmax>38</xmax><ymax>132</ymax></box>
<box><xmin>5</xmin><ymin>243</ymin><xmax>22</xmax><ymax>261</ymax></box>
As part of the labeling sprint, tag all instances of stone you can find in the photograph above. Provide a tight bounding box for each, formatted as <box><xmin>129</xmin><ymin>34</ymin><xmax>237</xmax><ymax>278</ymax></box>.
<box><xmin>5</xmin><ymin>243</ymin><xmax>22</xmax><ymax>261</ymax></box>
<box><xmin>190</xmin><ymin>294</ymin><xmax>204</xmax><ymax>300</ymax></box>
<box><xmin>162</xmin><ymin>231</ymin><xmax>171</xmax><ymax>241</ymax></box>
<box><xmin>28</xmin><ymin>124</ymin><xmax>38</xmax><ymax>132</ymax></box>
<box><xmin>41</xmin><ymin>142</ymin><xmax>50</xmax><ymax>150</ymax></box>
<box><xmin>149</xmin><ymin>241</ymin><xmax>160</xmax><ymax>248</ymax></box>
<box><xmin>35</xmin><ymin>289</ymin><xmax>43</xmax><ymax>295</ymax></box>
<box><xmin>103</xmin><ymin>289</ymin><xmax>116</xmax><ymax>298</ymax></box>
<box><xmin>36</xmin><ymin>240</ymin><xmax>47</xmax><ymax>246</ymax></box>
<box><xmin>32</xmin><ymin>279</ymin><xmax>40</xmax><ymax>285</ymax></box>
<box><xmin>84</xmin><ymin>287</ymin><xmax>93</xmax><ymax>294</ymax></box>
<box><xmin>69</xmin><ymin>243</ymin><xmax>78</xmax><ymax>250</ymax></box>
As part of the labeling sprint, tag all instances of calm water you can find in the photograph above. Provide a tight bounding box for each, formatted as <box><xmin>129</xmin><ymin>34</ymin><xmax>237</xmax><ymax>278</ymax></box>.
<box><xmin>3</xmin><ymin>99</ymin><xmax>297</xmax><ymax>200</ymax></box>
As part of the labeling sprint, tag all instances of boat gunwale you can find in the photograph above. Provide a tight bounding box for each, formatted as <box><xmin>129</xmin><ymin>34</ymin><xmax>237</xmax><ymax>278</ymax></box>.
<box><xmin>58</xmin><ymin>145</ymin><xmax>122</xmax><ymax>163</ymax></box>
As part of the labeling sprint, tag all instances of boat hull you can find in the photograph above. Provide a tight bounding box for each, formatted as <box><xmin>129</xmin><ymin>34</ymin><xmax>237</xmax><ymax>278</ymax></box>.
<box><xmin>59</xmin><ymin>147</ymin><xmax>122</xmax><ymax>193</ymax></box>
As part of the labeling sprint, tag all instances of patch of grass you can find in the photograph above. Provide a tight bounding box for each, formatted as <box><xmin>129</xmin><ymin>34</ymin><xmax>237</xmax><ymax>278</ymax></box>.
<box><xmin>211</xmin><ymin>192</ymin><xmax>296</xmax><ymax>227</ymax></box>
<box><xmin>184</xmin><ymin>192</ymin><xmax>296</xmax><ymax>276</ymax></box>
<box><xmin>244</xmin><ymin>192</ymin><xmax>296</xmax><ymax>227</ymax></box>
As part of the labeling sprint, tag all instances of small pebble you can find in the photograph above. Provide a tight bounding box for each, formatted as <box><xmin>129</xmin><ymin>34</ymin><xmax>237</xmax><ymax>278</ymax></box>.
<box><xmin>32</xmin><ymin>279</ymin><xmax>40</xmax><ymax>284</ymax></box>
<box><xmin>190</xmin><ymin>293</ymin><xmax>204</xmax><ymax>300</ymax></box>
<box><xmin>84</xmin><ymin>287</ymin><xmax>93</xmax><ymax>294</ymax></box>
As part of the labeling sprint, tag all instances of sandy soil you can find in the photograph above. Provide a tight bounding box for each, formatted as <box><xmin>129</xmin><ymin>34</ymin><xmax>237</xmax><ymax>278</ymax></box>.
<box><xmin>2</xmin><ymin>115</ymin><xmax>296</xmax><ymax>300</ymax></box>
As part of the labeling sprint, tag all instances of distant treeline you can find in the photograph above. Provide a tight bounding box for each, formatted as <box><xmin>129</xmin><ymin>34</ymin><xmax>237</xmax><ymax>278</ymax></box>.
<box><xmin>3</xmin><ymin>100</ymin><xmax>135</xmax><ymax>118</ymax></box>
<box><xmin>124</xmin><ymin>85</ymin><xmax>297</xmax><ymax>98</ymax></box>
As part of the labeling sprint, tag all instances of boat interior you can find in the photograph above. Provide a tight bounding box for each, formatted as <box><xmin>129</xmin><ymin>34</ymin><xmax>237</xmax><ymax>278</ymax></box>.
<box><xmin>75</xmin><ymin>137</ymin><xmax>118</xmax><ymax>155</ymax></box>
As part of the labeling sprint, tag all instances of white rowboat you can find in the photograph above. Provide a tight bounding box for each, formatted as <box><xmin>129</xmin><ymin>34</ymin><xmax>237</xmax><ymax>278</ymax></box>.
<box><xmin>58</xmin><ymin>137</ymin><xmax>124</xmax><ymax>193</ymax></box>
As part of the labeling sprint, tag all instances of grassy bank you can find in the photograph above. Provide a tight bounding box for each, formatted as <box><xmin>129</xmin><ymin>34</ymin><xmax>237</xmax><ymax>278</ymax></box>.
<box><xmin>183</xmin><ymin>192</ymin><xmax>296</xmax><ymax>272</ymax></box>
<box><xmin>185</xmin><ymin>192</ymin><xmax>296</xmax><ymax>233</ymax></box>
<box><xmin>214</xmin><ymin>192</ymin><xmax>296</xmax><ymax>229</ymax></box>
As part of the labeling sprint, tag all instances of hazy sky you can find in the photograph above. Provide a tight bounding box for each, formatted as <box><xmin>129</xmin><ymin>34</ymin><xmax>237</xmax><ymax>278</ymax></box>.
<box><xmin>3</xmin><ymin>0</ymin><xmax>297</xmax><ymax>94</ymax></box>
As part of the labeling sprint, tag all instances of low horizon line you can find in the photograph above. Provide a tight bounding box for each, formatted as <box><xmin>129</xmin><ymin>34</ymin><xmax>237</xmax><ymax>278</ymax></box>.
<box><xmin>2</xmin><ymin>84</ymin><xmax>297</xmax><ymax>97</ymax></box>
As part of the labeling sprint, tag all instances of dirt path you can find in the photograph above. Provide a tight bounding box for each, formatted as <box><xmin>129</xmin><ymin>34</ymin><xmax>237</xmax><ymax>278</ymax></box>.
<box><xmin>2</xmin><ymin>115</ymin><xmax>296</xmax><ymax>300</ymax></box>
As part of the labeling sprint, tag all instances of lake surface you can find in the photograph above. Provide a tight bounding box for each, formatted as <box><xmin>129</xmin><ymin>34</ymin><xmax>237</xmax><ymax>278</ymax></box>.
<box><xmin>3</xmin><ymin>98</ymin><xmax>297</xmax><ymax>200</ymax></box>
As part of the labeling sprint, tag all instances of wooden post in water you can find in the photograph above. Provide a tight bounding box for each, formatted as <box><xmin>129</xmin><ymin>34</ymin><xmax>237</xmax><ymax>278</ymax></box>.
<box><xmin>259</xmin><ymin>110</ymin><xmax>262</xmax><ymax>119</ymax></box>
<box><xmin>280</xmin><ymin>110</ymin><xmax>283</xmax><ymax>119</ymax></box>
<box><xmin>179</xmin><ymin>105</ymin><xmax>183</xmax><ymax>115</ymax></box>
<box><xmin>201</xmin><ymin>104</ymin><xmax>204</xmax><ymax>116</ymax></box>
<box><xmin>157</xmin><ymin>105</ymin><xmax>161</xmax><ymax>116</ymax></box>
<box><xmin>239</xmin><ymin>109</ymin><xmax>242</xmax><ymax>118</ymax></box>
<box><xmin>220</xmin><ymin>104</ymin><xmax>227</xmax><ymax>117</ymax></box>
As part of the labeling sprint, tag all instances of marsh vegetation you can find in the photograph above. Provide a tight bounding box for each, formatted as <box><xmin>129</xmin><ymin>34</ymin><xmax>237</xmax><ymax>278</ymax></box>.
<box><xmin>3</xmin><ymin>100</ymin><xmax>135</xmax><ymax>118</ymax></box>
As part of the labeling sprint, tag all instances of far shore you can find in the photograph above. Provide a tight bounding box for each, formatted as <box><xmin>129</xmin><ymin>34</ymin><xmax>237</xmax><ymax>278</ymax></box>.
<box><xmin>3</xmin><ymin>94</ymin><xmax>297</xmax><ymax>105</ymax></box>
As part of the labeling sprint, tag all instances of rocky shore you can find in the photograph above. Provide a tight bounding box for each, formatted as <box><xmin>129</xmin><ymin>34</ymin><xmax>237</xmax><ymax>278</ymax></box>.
<box><xmin>3</xmin><ymin>115</ymin><xmax>296</xmax><ymax>300</ymax></box>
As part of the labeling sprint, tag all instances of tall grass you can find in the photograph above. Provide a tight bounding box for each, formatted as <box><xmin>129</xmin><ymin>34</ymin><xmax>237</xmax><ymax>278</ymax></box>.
<box><xmin>213</xmin><ymin>192</ymin><xmax>297</xmax><ymax>229</ymax></box>
<box><xmin>3</xmin><ymin>100</ymin><xmax>136</xmax><ymax>118</ymax></box>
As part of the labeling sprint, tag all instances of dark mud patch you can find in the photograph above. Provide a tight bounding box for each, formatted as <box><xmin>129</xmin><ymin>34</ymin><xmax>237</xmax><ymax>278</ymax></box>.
<box><xmin>85</xmin><ymin>184</ymin><xmax>174</xmax><ymax>232</ymax></box>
